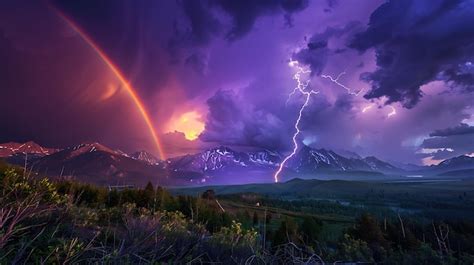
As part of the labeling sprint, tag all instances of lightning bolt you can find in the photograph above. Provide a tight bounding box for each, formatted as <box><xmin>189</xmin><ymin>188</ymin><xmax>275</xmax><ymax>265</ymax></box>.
<box><xmin>275</xmin><ymin>60</ymin><xmax>396</xmax><ymax>182</ymax></box>
<box><xmin>362</xmin><ymin>104</ymin><xmax>397</xmax><ymax>117</ymax></box>
<box><xmin>362</xmin><ymin>104</ymin><xmax>374</xmax><ymax>113</ymax></box>
<box><xmin>320</xmin><ymin>72</ymin><xmax>364</xmax><ymax>96</ymax></box>
<box><xmin>320</xmin><ymin>70</ymin><xmax>400</xmax><ymax>118</ymax></box>
<box><xmin>275</xmin><ymin>63</ymin><xmax>369</xmax><ymax>183</ymax></box>
<box><xmin>387</xmin><ymin>105</ymin><xmax>397</xmax><ymax>117</ymax></box>
<box><xmin>274</xmin><ymin>60</ymin><xmax>318</xmax><ymax>183</ymax></box>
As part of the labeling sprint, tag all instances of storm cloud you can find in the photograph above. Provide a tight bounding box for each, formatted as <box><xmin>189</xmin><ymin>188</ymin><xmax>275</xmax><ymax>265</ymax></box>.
<box><xmin>430</xmin><ymin>123</ymin><xmax>474</xmax><ymax>137</ymax></box>
<box><xmin>349</xmin><ymin>0</ymin><xmax>474</xmax><ymax>108</ymax></box>
<box><xmin>200</xmin><ymin>89</ymin><xmax>287</xmax><ymax>149</ymax></box>
<box><xmin>175</xmin><ymin>0</ymin><xmax>309</xmax><ymax>44</ymax></box>
<box><xmin>294</xmin><ymin>21</ymin><xmax>362</xmax><ymax>75</ymax></box>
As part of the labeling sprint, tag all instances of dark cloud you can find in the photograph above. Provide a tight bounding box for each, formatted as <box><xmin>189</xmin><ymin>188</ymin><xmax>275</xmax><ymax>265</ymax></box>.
<box><xmin>294</xmin><ymin>21</ymin><xmax>362</xmax><ymax>75</ymax></box>
<box><xmin>323</xmin><ymin>0</ymin><xmax>338</xmax><ymax>13</ymax></box>
<box><xmin>442</xmin><ymin>63</ymin><xmax>474</xmax><ymax>92</ymax></box>
<box><xmin>171</xmin><ymin>0</ymin><xmax>221</xmax><ymax>47</ymax></box>
<box><xmin>215</xmin><ymin>0</ymin><xmax>309</xmax><ymax>40</ymax></box>
<box><xmin>326</xmin><ymin>0</ymin><xmax>338</xmax><ymax>8</ymax></box>
<box><xmin>174</xmin><ymin>0</ymin><xmax>309</xmax><ymax>44</ymax></box>
<box><xmin>282</xmin><ymin>0</ymin><xmax>311</xmax><ymax>27</ymax></box>
<box><xmin>350</xmin><ymin>0</ymin><xmax>474</xmax><ymax>108</ymax></box>
<box><xmin>200</xmin><ymin>89</ymin><xmax>287</xmax><ymax>149</ymax></box>
<box><xmin>422</xmin><ymin>135</ymin><xmax>474</xmax><ymax>156</ymax></box>
<box><xmin>185</xmin><ymin>52</ymin><xmax>209</xmax><ymax>75</ymax></box>
<box><xmin>169</xmin><ymin>0</ymin><xmax>307</xmax><ymax>73</ymax></box>
<box><xmin>430</xmin><ymin>123</ymin><xmax>474</xmax><ymax>137</ymax></box>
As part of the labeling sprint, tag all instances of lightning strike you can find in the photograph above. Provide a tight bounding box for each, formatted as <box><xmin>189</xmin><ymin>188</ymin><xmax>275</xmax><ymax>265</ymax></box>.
<box><xmin>285</xmin><ymin>60</ymin><xmax>311</xmax><ymax>105</ymax></box>
<box><xmin>321</xmin><ymin>72</ymin><xmax>364</xmax><ymax>96</ymax></box>
<box><xmin>276</xmin><ymin>60</ymin><xmax>382</xmax><ymax>182</ymax></box>
<box><xmin>274</xmin><ymin>60</ymin><xmax>318</xmax><ymax>183</ymax></box>
<box><xmin>387</xmin><ymin>106</ymin><xmax>397</xmax><ymax>117</ymax></box>
<box><xmin>362</xmin><ymin>104</ymin><xmax>374</xmax><ymax>113</ymax></box>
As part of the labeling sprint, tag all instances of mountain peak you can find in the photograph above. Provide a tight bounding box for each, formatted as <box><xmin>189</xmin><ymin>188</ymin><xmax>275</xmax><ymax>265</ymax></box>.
<box><xmin>131</xmin><ymin>150</ymin><xmax>160</xmax><ymax>165</ymax></box>
<box><xmin>65</xmin><ymin>142</ymin><xmax>116</xmax><ymax>158</ymax></box>
<box><xmin>438</xmin><ymin>155</ymin><xmax>474</xmax><ymax>166</ymax></box>
<box><xmin>0</xmin><ymin>141</ymin><xmax>56</xmax><ymax>157</ymax></box>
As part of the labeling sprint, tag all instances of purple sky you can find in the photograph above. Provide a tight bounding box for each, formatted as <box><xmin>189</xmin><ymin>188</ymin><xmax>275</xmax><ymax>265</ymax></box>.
<box><xmin>1</xmin><ymin>0</ymin><xmax>473</xmax><ymax>165</ymax></box>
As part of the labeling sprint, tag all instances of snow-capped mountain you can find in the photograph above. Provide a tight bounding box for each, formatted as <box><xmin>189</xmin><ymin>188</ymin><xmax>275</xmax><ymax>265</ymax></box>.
<box><xmin>167</xmin><ymin>145</ymin><xmax>403</xmax><ymax>177</ymax></box>
<box><xmin>30</xmin><ymin>142</ymin><xmax>171</xmax><ymax>186</ymax></box>
<box><xmin>131</xmin><ymin>150</ymin><xmax>161</xmax><ymax>165</ymax></box>
<box><xmin>0</xmin><ymin>141</ymin><xmax>57</xmax><ymax>158</ymax></box>
<box><xmin>8</xmin><ymin>140</ymin><xmax>473</xmax><ymax>186</ymax></box>
<box><xmin>362</xmin><ymin>156</ymin><xmax>399</xmax><ymax>173</ymax></box>
<box><xmin>167</xmin><ymin>146</ymin><xmax>280</xmax><ymax>173</ymax></box>
<box><xmin>288</xmin><ymin>146</ymin><xmax>361</xmax><ymax>172</ymax></box>
<box><xmin>249</xmin><ymin>150</ymin><xmax>281</xmax><ymax>166</ymax></box>
<box><xmin>287</xmin><ymin>146</ymin><xmax>401</xmax><ymax>173</ymax></box>
<box><xmin>63</xmin><ymin>142</ymin><xmax>117</xmax><ymax>158</ymax></box>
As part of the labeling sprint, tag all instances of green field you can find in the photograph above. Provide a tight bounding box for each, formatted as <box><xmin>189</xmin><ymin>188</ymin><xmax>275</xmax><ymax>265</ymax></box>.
<box><xmin>172</xmin><ymin>178</ymin><xmax>474</xmax><ymax>221</ymax></box>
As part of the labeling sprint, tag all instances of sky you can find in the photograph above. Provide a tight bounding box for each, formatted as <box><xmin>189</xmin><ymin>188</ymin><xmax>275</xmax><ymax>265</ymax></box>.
<box><xmin>0</xmin><ymin>0</ymin><xmax>473</xmax><ymax>165</ymax></box>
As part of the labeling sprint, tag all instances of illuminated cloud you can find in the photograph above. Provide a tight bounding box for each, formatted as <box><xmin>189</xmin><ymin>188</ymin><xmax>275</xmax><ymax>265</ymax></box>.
<box><xmin>166</xmin><ymin>111</ymin><xmax>205</xmax><ymax>141</ymax></box>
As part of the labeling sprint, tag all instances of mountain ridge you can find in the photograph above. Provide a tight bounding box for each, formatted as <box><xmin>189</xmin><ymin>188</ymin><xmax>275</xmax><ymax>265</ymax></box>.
<box><xmin>1</xmin><ymin>141</ymin><xmax>473</xmax><ymax>186</ymax></box>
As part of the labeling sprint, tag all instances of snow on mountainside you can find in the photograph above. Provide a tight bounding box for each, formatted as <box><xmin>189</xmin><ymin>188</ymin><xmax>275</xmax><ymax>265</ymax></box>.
<box><xmin>0</xmin><ymin>141</ymin><xmax>57</xmax><ymax>157</ymax></box>
<box><xmin>0</xmin><ymin>141</ymin><xmax>404</xmax><ymax>178</ymax></box>
<box><xmin>167</xmin><ymin>146</ymin><xmax>280</xmax><ymax>173</ymax></box>
<box><xmin>10</xmin><ymin>140</ymin><xmax>474</xmax><ymax>186</ymax></box>
<box><xmin>435</xmin><ymin>155</ymin><xmax>474</xmax><ymax>171</ymax></box>
<box><xmin>65</xmin><ymin>142</ymin><xmax>117</xmax><ymax>158</ymax></box>
<box><xmin>30</xmin><ymin>142</ymin><xmax>171</xmax><ymax>186</ymax></box>
<box><xmin>288</xmin><ymin>146</ymin><xmax>390</xmax><ymax>173</ymax></box>
<box><xmin>131</xmin><ymin>150</ymin><xmax>161</xmax><ymax>165</ymax></box>
<box><xmin>362</xmin><ymin>156</ymin><xmax>398</xmax><ymax>172</ymax></box>
<box><xmin>249</xmin><ymin>150</ymin><xmax>281</xmax><ymax>165</ymax></box>
<box><xmin>167</xmin><ymin>145</ymin><xmax>402</xmax><ymax>176</ymax></box>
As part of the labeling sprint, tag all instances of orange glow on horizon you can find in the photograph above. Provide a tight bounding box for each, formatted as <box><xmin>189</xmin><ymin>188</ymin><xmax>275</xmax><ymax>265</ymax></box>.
<box><xmin>422</xmin><ymin>156</ymin><xmax>443</xmax><ymax>166</ymax></box>
<box><xmin>166</xmin><ymin>111</ymin><xmax>205</xmax><ymax>140</ymax></box>
<box><xmin>53</xmin><ymin>9</ymin><xmax>165</xmax><ymax>159</ymax></box>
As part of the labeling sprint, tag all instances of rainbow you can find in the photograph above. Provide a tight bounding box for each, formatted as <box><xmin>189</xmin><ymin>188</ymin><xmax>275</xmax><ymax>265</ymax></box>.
<box><xmin>52</xmin><ymin>8</ymin><xmax>165</xmax><ymax>159</ymax></box>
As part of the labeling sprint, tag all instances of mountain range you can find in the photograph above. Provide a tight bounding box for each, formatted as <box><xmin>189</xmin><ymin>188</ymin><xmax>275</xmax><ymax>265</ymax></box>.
<box><xmin>0</xmin><ymin>141</ymin><xmax>473</xmax><ymax>186</ymax></box>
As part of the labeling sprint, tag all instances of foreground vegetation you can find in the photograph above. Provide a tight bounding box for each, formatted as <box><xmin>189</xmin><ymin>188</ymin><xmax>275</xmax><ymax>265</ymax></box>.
<box><xmin>1</xmin><ymin>163</ymin><xmax>474</xmax><ymax>264</ymax></box>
